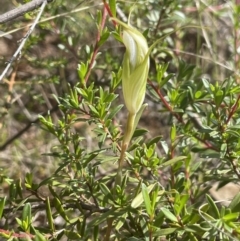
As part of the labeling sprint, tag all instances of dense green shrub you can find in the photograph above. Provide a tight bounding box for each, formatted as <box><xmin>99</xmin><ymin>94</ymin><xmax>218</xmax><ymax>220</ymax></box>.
<box><xmin>1</xmin><ymin>1</ymin><xmax>240</xmax><ymax>240</ymax></box>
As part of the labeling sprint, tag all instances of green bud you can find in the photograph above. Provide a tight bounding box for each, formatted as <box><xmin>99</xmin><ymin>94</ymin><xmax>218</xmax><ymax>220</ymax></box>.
<box><xmin>114</xmin><ymin>18</ymin><xmax>149</xmax><ymax>115</ymax></box>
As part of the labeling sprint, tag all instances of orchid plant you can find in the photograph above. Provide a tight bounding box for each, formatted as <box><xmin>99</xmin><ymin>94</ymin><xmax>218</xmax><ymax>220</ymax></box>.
<box><xmin>112</xmin><ymin>18</ymin><xmax>150</xmax><ymax>183</ymax></box>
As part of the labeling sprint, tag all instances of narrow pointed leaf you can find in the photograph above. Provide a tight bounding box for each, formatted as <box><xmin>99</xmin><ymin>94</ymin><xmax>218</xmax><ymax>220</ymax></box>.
<box><xmin>109</xmin><ymin>0</ymin><xmax>116</xmax><ymax>17</ymax></box>
<box><xmin>160</xmin><ymin>156</ymin><xmax>186</xmax><ymax>168</ymax></box>
<box><xmin>206</xmin><ymin>194</ymin><xmax>220</xmax><ymax>219</ymax></box>
<box><xmin>131</xmin><ymin>183</ymin><xmax>156</xmax><ymax>208</ymax></box>
<box><xmin>46</xmin><ymin>197</ymin><xmax>54</xmax><ymax>231</ymax></box>
<box><xmin>161</xmin><ymin>207</ymin><xmax>178</xmax><ymax>222</ymax></box>
<box><xmin>0</xmin><ymin>197</ymin><xmax>6</xmax><ymax>219</ymax></box>
<box><xmin>142</xmin><ymin>183</ymin><xmax>152</xmax><ymax>216</ymax></box>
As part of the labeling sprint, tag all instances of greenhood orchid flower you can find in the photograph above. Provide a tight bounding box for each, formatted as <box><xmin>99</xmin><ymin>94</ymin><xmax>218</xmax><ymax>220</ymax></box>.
<box><xmin>112</xmin><ymin>18</ymin><xmax>150</xmax><ymax>148</ymax></box>
<box><xmin>115</xmin><ymin>19</ymin><xmax>149</xmax><ymax>115</ymax></box>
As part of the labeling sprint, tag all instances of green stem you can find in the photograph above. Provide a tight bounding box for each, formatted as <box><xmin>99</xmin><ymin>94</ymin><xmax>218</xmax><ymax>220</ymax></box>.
<box><xmin>116</xmin><ymin>113</ymin><xmax>136</xmax><ymax>186</ymax></box>
<box><xmin>123</xmin><ymin>113</ymin><xmax>136</xmax><ymax>148</ymax></box>
<box><xmin>104</xmin><ymin>218</ymin><xmax>113</xmax><ymax>241</ymax></box>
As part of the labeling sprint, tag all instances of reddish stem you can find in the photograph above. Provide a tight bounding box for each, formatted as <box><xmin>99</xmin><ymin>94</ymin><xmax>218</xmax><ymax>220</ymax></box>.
<box><xmin>148</xmin><ymin>80</ymin><xmax>183</xmax><ymax>123</ymax></box>
<box><xmin>0</xmin><ymin>229</ymin><xmax>35</xmax><ymax>238</ymax></box>
<box><xmin>84</xmin><ymin>6</ymin><xmax>108</xmax><ymax>83</ymax></box>
<box><xmin>148</xmin><ymin>80</ymin><xmax>216</xmax><ymax>150</ymax></box>
<box><xmin>84</xmin><ymin>0</ymin><xmax>120</xmax><ymax>85</ymax></box>
<box><xmin>102</xmin><ymin>0</ymin><xmax>117</xmax><ymax>27</ymax></box>
<box><xmin>226</xmin><ymin>95</ymin><xmax>240</xmax><ymax>124</ymax></box>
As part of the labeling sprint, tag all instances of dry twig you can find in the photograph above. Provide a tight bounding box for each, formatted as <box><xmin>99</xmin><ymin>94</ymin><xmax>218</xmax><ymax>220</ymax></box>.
<box><xmin>0</xmin><ymin>0</ymin><xmax>53</xmax><ymax>24</ymax></box>
<box><xmin>0</xmin><ymin>0</ymin><xmax>48</xmax><ymax>82</ymax></box>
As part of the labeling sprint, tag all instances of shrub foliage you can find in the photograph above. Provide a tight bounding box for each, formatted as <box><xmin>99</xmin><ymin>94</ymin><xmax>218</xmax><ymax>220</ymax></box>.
<box><xmin>1</xmin><ymin>0</ymin><xmax>240</xmax><ymax>240</ymax></box>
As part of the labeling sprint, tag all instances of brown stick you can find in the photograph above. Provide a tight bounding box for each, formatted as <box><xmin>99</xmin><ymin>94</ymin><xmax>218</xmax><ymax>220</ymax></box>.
<box><xmin>0</xmin><ymin>0</ymin><xmax>53</xmax><ymax>24</ymax></box>
<box><xmin>0</xmin><ymin>105</ymin><xmax>59</xmax><ymax>151</ymax></box>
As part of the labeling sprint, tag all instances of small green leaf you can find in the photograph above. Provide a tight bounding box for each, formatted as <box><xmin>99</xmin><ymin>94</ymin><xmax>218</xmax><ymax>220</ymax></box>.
<box><xmin>34</xmin><ymin>230</ymin><xmax>48</xmax><ymax>241</ymax></box>
<box><xmin>107</xmin><ymin>104</ymin><xmax>123</xmax><ymax>120</ymax></box>
<box><xmin>154</xmin><ymin>211</ymin><xmax>165</xmax><ymax>226</ymax></box>
<box><xmin>46</xmin><ymin>197</ymin><xmax>54</xmax><ymax>231</ymax></box>
<box><xmin>214</xmin><ymin>89</ymin><xmax>224</xmax><ymax>107</ymax></box>
<box><xmin>159</xmin><ymin>74</ymin><xmax>174</xmax><ymax>88</ymax></box>
<box><xmin>161</xmin><ymin>207</ymin><xmax>178</xmax><ymax>222</ymax></box>
<box><xmin>222</xmin><ymin>212</ymin><xmax>239</xmax><ymax>222</ymax></box>
<box><xmin>88</xmin><ymin>208</ymin><xmax>126</xmax><ymax>226</ymax></box>
<box><xmin>109</xmin><ymin>0</ymin><xmax>116</xmax><ymax>17</ymax></box>
<box><xmin>0</xmin><ymin>197</ymin><xmax>6</xmax><ymax>219</ymax></box>
<box><xmin>99</xmin><ymin>183</ymin><xmax>111</xmax><ymax>196</ymax></box>
<box><xmin>170</xmin><ymin>124</ymin><xmax>176</xmax><ymax>142</ymax></box>
<box><xmin>96</xmin><ymin>10</ymin><xmax>102</xmax><ymax>28</ymax></box>
<box><xmin>22</xmin><ymin>203</ymin><xmax>32</xmax><ymax>231</ymax></box>
<box><xmin>200</xmin><ymin>211</ymin><xmax>215</xmax><ymax>221</ymax></box>
<box><xmin>142</xmin><ymin>183</ymin><xmax>152</xmax><ymax>216</ymax></box>
<box><xmin>175</xmin><ymin>194</ymin><xmax>189</xmax><ymax>215</ymax></box>
<box><xmin>206</xmin><ymin>194</ymin><xmax>220</xmax><ymax>219</ymax></box>
<box><xmin>152</xmin><ymin>227</ymin><xmax>177</xmax><ymax>236</ymax></box>
<box><xmin>229</xmin><ymin>193</ymin><xmax>240</xmax><ymax>212</ymax></box>
<box><xmin>132</xmin><ymin>128</ymin><xmax>148</xmax><ymax>138</ymax></box>
<box><xmin>116</xmin><ymin>212</ymin><xmax>128</xmax><ymax>230</ymax></box>
<box><xmin>16</xmin><ymin>217</ymin><xmax>22</xmax><ymax>227</ymax></box>
<box><xmin>53</xmin><ymin>197</ymin><xmax>69</xmax><ymax>222</ymax></box>
<box><xmin>25</xmin><ymin>173</ymin><xmax>33</xmax><ymax>189</ymax></box>
<box><xmin>98</xmin><ymin>30</ymin><xmax>110</xmax><ymax>47</ymax></box>
<box><xmin>202</xmin><ymin>78</ymin><xmax>210</xmax><ymax>89</ymax></box>
<box><xmin>146</xmin><ymin>135</ymin><xmax>162</xmax><ymax>147</ymax></box>
<box><xmin>89</xmin><ymin>105</ymin><xmax>99</xmax><ymax>117</ymax></box>
<box><xmin>185</xmin><ymin>224</ymin><xmax>211</xmax><ymax>233</ymax></box>
<box><xmin>65</xmin><ymin>230</ymin><xmax>81</xmax><ymax>240</ymax></box>
<box><xmin>160</xmin><ymin>156</ymin><xmax>186</xmax><ymax>168</ymax></box>
<box><xmin>48</xmin><ymin>185</ymin><xmax>61</xmax><ymax>199</ymax></box>
<box><xmin>195</xmin><ymin>90</ymin><xmax>202</xmax><ymax>99</ymax></box>
<box><xmin>77</xmin><ymin>62</ymin><xmax>88</xmax><ymax>83</ymax></box>
<box><xmin>133</xmin><ymin>104</ymin><xmax>148</xmax><ymax>134</ymax></box>
<box><xmin>131</xmin><ymin>183</ymin><xmax>156</xmax><ymax>208</ymax></box>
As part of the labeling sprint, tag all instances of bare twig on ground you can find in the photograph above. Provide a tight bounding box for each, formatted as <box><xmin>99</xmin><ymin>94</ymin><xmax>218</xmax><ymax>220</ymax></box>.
<box><xmin>0</xmin><ymin>105</ymin><xmax>59</xmax><ymax>151</ymax></box>
<box><xmin>0</xmin><ymin>0</ymin><xmax>48</xmax><ymax>82</ymax></box>
<box><xmin>0</xmin><ymin>3</ymin><xmax>103</xmax><ymax>38</ymax></box>
<box><xmin>0</xmin><ymin>0</ymin><xmax>53</xmax><ymax>24</ymax></box>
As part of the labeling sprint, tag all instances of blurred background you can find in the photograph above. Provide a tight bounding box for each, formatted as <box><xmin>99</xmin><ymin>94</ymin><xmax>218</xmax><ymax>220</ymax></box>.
<box><xmin>0</xmin><ymin>0</ymin><xmax>238</xmax><ymax>193</ymax></box>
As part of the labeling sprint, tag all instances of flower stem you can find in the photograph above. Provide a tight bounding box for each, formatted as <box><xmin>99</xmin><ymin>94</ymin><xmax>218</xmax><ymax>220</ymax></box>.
<box><xmin>123</xmin><ymin>113</ymin><xmax>136</xmax><ymax>147</ymax></box>
<box><xmin>116</xmin><ymin>113</ymin><xmax>136</xmax><ymax>186</ymax></box>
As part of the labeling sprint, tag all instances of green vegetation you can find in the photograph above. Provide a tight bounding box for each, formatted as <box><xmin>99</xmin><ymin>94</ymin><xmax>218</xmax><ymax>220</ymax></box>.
<box><xmin>1</xmin><ymin>0</ymin><xmax>240</xmax><ymax>240</ymax></box>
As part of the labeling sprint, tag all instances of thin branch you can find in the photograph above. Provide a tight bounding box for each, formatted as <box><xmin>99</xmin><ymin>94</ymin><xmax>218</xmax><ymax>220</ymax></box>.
<box><xmin>0</xmin><ymin>201</ymin><xmax>108</xmax><ymax>239</ymax></box>
<box><xmin>148</xmin><ymin>79</ymin><xmax>217</xmax><ymax>150</ymax></box>
<box><xmin>148</xmin><ymin>79</ymin><xmax>183</xmax><ymax>123</ymax></box>
<box><xmin>2</xmin><ymin>201</ymin><xmax>109</xmax><ymax>215</ymax></box>
<box><xmin>0</xmin><ymin>0</ymin><xmax>48</xmax><ymax>82</ymax></box>
<box><xmin>0</xmin><ymin>105</ymin><xmax>59</xmax><ymax>151</ymax></box>
<box><xmin>0</xmin><ymin>3</ymin><xmax>104</xmax><ymax>38</ymax></box>
<box><xmin>84</xmin><ymin>4</ymin><xmax>108</xmax><ymax>83</ymax></box>
<box><xmin>0</xmin><ymin>0</ymin><xmax>53</xmax><ymax>24</ymax></box>
<box><xmin>226</xmin><ymin>94</ymin><xmax>240</xmax><ymax>124</ymax></box>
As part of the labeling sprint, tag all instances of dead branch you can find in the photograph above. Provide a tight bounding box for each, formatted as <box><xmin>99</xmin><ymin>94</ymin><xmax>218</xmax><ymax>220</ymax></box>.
<box><xmin>0</xmin><ymin>0</ymin><xmax>53</xmax><ymax>24</ymax></box>
<box><xmin>0</xmin><ymin>0</ymin><xmax>48</xmax><ymax>82</ymax></box>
